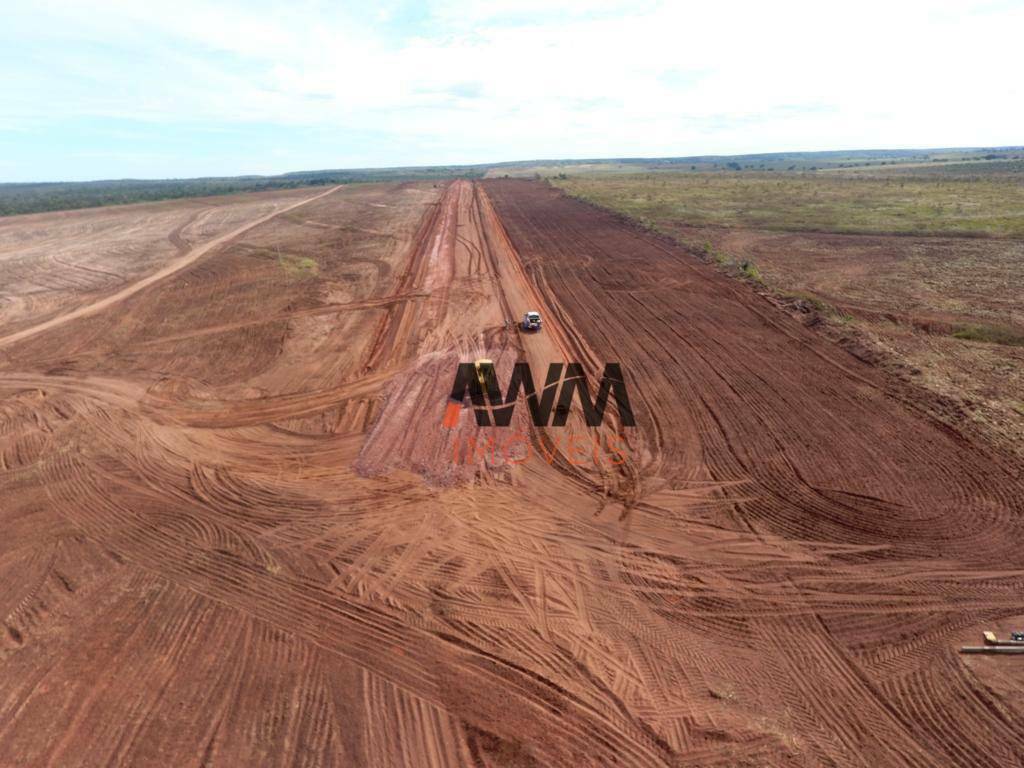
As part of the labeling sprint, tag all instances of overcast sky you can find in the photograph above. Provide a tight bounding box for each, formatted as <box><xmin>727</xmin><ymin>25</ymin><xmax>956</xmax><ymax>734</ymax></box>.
<box><xmin>2</xmin><ymin>0</ymin><xmax>1021</xmax><ymax>182</ymax></box>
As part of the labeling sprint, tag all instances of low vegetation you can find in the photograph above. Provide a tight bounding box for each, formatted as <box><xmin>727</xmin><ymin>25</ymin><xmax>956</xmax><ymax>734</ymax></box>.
<box><xmin>7</xmin><ymin>146</ymin><xmax>1020</xmax><ymax>218</ymax></box>
<box><xmin>951</xmin><ymin>323</ymin><xmax>1024</xmax><ymax>347</ymax></box>
<box><xmin>278</xmin><ymin>253</ymin><xmax>319</xmax><ymax>280</ymax></box>
<box><xmin>738</xmin><ymin>260</ymin><xmax>762</xmax><ymax>283</ymax></box>
<box><xmin>555</xmin><ymin>172</ymin><xmax>1024</xmax><ymax>238</ymax></box>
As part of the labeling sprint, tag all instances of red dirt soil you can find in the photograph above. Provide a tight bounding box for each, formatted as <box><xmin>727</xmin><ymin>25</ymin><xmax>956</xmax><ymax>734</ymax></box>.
<box><xmin>669</xmin><ymin>224</ymin><xmax>1024</xmax><ymax>457</ymax></box>
<box><xmin>1</xmin><ymin>179</ymin><xmax>1023</xmax><ymax>766</ymax></box>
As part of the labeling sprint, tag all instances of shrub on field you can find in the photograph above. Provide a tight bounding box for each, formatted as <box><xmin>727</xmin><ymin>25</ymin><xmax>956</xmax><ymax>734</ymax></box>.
<box><xmin>952</xmin><ymin>323</ymin><xmax>1024</xmax><ymax>347</ymax></box>
<box><xmin>739</xmin><ymin>260</ymin><xmax>762</xmax><ymax>283</ymax></box>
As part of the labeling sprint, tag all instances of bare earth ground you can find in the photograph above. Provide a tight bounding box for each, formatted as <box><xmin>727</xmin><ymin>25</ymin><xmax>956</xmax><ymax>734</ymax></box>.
<box><xmin>2</xmin><ymin>179</ymin><xmax>1024</xmax><ymax>766</ymax></box>
<box><xmin>672</xmin><ymin>225</ymin><xmax>1024</xmax><ymax>456</ymax></box>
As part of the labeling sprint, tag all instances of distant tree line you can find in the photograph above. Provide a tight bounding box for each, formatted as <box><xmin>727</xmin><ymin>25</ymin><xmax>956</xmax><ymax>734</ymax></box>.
<box><xmin>5</xmin><ymin>147</ymin><xmax>1020</xmax><ymax>216</ymax></box>
<box><xmin>0</xmin><ymin>166</ymin><xmax>487</xmax><ymax>217</ymax></box>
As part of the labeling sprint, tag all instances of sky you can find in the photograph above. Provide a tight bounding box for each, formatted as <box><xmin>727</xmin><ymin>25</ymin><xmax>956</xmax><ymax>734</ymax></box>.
<box><xmin>1</xmin><ymin>0</ymin><xmax>1022</xmax><ymax>182</ymax></box>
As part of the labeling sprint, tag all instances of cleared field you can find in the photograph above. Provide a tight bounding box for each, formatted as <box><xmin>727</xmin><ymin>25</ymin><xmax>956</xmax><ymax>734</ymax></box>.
<box><xmin>2</xmin><ymin>180</ymin><xmax>1024</xmax><ymax>766</ymax></box>
<box><xmin>0</xmin><ymin>188</ymin><xmax>321</xmax><ymax>337</ymax></box>
<box><xmin>702</xmin><ymin>227</ymin><xmax>1024</xmax><ymax>455</ymax></box>
<box><xmin>555</xmin><ymin>172</ymin><xmax>1024</xmax><ymax>458</ymax></box>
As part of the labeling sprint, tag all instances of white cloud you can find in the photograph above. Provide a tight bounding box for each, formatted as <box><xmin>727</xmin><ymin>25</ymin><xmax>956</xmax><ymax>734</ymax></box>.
<box><xmin>2</xmin><ymin>0</ymin><xmax>1022</xmax><ymax>178</ymax></box>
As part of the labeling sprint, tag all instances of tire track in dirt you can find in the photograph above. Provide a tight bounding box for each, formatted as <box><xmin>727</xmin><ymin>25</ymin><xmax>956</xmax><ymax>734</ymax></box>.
<box><xmin>483</xmin><ymin>178</ymin><xmax>1024</xmax><ymax>766</ymax></box>
<box><xmin>5</xmin><ymin>178</ymin><xmax>1024</xmax><ymax>766</ymax></box>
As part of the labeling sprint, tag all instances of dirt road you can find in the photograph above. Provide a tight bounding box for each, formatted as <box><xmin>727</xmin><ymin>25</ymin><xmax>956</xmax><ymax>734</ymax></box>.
<box><xmin>1</xmin><ymin>179</ymin><xmax>1023</xmax><ymax>766</ymax></box>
